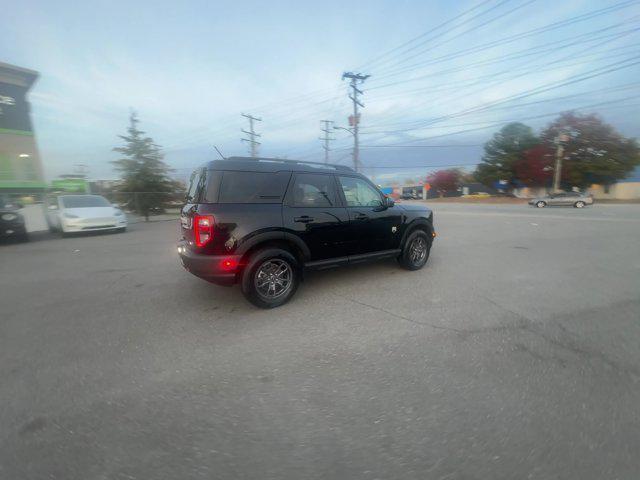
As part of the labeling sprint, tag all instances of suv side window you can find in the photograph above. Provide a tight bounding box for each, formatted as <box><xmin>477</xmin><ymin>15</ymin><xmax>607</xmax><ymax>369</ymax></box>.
<box><xmin>185</xmin><ymin>170</ymin><xmax>202</xmax><ymax>203</ymax></box>
<box><xmin>287</xmin><ymin>173</ymin><xmax>337</xmax><ymax>207</ymax></box>
<box><xmin>202</xmin><ymin>170</ymin><xmax>222</xmax><ymax>203</ymax></box>
<box><xmin>219</xmin><ymin>171</ymin><xmax>290</xmax><ymax>203</ymax></box>
<box><xmin>338</xmin><ymin>176</ymin><xmax>383</xmax><ymax>207</ymax></box>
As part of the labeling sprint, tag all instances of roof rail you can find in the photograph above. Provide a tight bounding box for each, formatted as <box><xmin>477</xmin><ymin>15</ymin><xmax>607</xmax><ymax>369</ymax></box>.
<box><xmin>225</xmin><ymin>156</ymin><xmax>354</xmax><ymax>172</ymax></box>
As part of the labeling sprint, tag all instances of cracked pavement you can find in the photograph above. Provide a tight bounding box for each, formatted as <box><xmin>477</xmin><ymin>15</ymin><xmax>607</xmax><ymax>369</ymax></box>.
<box><xmin>1</xmin><ymin>203</ymin><xmax>639</xmax><ymax>479</ymax></box>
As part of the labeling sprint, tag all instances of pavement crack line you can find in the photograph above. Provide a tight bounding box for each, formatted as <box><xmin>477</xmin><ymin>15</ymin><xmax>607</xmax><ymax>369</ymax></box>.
<box><xmin>477</xmin><ymin>294</ymin><xmax>640</xmax><ymax>379</ymax></box>
<box><xmin>331</xmin><ymin>292</ymin><xmax>639</xmax><ymax>378</ymax></box>
<box><xmin>334</xmin><ymin>294</ymin><xmax>464</xmax><ymax>334</ymax></box>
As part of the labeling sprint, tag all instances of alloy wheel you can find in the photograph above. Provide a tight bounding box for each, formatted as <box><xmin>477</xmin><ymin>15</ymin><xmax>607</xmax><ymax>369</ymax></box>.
<box><xmin>254</xmin><ymin>259</ymin><xmax>293</xmax><ymax>299</ymax></box>
<box><xmin>409</xmin><ymin>236</ymin><xmax>428</xmax><ymax>265</ymax></box>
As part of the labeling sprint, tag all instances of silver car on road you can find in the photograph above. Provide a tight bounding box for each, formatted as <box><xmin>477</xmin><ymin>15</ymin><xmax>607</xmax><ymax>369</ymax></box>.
<box><xmin>528</xmin><ymin>191</ymin><xmax>594</xmax><ymax>208</ymax></box>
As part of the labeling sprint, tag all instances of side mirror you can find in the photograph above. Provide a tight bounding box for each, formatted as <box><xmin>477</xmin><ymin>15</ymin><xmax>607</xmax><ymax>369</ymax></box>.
<box><xmin>112</xmin><ymin>203</ymin><xmax>119</xmax><ymax>208</ymax></box>
<box><xmin>385</xmin><ymin>196</ymin><xmax>395</xmax><ymax>208</ymax></box>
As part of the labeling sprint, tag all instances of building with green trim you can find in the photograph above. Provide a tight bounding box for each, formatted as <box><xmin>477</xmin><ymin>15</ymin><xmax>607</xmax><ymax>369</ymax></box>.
<box><xmin>0</xmin><ymin>62</ymin><xmax>46</xmax><ymax>196</ymax></box>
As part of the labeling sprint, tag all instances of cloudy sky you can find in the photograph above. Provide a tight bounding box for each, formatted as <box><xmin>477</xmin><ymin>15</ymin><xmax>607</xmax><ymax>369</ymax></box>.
<box><xmin>3</xmin><ymin>0</ymin><xmax>640</xmax><ymax>183</ymax></box>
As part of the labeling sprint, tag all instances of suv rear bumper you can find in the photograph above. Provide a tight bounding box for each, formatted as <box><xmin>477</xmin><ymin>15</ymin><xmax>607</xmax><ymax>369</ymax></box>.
<box><xmin>178</xmin><ymin>242</ymin><xmax>241</xmax><ymax>286</ymax></box>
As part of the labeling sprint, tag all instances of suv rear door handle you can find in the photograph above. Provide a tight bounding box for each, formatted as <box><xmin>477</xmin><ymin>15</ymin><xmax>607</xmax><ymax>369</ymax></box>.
<box><xmin>294</xmin><ymin>216</ymin><xmax>314</xmax><ymax>223</ymax></box>
<box><xmin>354</xmin><ymin>213</ymin><xmax>368</xmax><ymax>220</ymax></box>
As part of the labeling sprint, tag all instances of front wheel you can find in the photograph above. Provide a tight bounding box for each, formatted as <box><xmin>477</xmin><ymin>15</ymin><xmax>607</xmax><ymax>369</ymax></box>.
<box><xmin>535</xmin><ymin>201</ymin><xmax>547</xmax><ymax>208</ymax></box>
<box><xmin>241</xmin><ymin>248</ymin><xmax>300</xmax><ymax>308</ymax></box>
<box><xmin>398</xmin><ymin>230</ymin><xmax>431</xmax><ymax>271</ymax></box>
<box><xmin>574</xmin><ymin>201</ymin><xmax>586</xmax><ymax>208</ymax></box>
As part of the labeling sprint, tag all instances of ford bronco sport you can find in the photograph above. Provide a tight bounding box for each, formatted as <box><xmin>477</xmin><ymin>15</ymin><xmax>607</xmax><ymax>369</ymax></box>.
<box><xmin>178</xmin><ymin>157</ymin><xmax>435</xmax><ymax>308</ymax></box>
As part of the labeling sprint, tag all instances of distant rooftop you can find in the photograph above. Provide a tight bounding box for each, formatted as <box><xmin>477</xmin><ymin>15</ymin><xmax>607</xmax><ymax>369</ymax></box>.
<box><xmin>0</xmin><ymin>61</ymin><xmax>38</xmax><ymax>89</ymax></box>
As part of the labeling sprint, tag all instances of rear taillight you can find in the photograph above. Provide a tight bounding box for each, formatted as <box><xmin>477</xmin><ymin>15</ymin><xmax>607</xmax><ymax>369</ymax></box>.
<box><xmin>194</xmin><ymin>214</ymin><xmax>214</xmax><ymax>247</ymax></box>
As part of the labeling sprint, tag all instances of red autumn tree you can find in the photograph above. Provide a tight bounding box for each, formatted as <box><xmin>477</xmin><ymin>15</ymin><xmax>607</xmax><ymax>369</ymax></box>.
<box><xmin>426</xmin><ymin>169</ymin><xmax>461</xmax><ymax>197</ymax></box>
<box><xmin>514</xmin><ymin>144</ymin><xmax>554</xmax><ymax>187</ymax></box>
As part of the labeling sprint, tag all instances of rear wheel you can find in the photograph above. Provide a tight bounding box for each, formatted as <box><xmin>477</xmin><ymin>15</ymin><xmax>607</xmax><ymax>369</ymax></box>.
<box><xmin>574</xmin><ymin>201</ymin><xmax>586</xmax><ymax>208</ymax></box>
<box><xmin>241</xmin><ymin>248</ymin><xmax>300</xmax><ymax>308</ymax></box>
<box><xmin>536</xmin><ymin>201</ymin><xmax>546</xmax><ymax>208</ymax></box>
<box><xmin>398</xmin><ymin>230</ymin><xmax>431</xmax><ymax>271</ymax></box>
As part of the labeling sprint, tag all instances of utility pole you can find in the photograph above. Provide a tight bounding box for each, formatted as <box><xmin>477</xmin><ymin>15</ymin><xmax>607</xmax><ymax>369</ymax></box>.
<box><xmin>342</xmin><ymin>72</ymin><xmax>370</xmax><ymax>172</ymax></box>
<box><xmin>552</xmin><ymin>133</ymin><xmax>569</xmax><ymax>192</ymax></box>
<box><xmin>319</xmin><ymin>120</ymin><xmax>334</xmax><ymax>164</ymax></box>
<box><xmin>241</xmin><ymin>113</ymin><xmax>262</xmax><ymax>157</ymax></box>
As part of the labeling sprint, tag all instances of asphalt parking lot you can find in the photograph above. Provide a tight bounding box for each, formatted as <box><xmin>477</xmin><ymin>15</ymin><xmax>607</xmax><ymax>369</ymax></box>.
<box><xmin>1</xmin><ymin>203</ymin><xmax>639</xmax><ymax>480</ymax></box>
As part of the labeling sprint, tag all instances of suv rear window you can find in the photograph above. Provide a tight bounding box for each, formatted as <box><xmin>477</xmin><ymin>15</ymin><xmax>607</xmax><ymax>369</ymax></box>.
<box><xmin>217</xmin><ymin>171</ymin><xmax>290</xmax><ymax>204</ymax></box>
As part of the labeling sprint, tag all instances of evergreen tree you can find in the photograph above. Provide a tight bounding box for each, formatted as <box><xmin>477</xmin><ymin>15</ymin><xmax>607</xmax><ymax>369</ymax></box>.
<box><xmin>112</xmin><ymin>112</ymin><xmax>173</xmax><ymax>221</ymax></box>
<box><xmin>475</xmin><ymin>122</ymin><xmax>538</xmax><ymax>188</ymax></box>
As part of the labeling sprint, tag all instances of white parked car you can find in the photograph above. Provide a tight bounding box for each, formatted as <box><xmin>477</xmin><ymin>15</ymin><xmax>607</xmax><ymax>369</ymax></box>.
<box><xmin>46</xmin><ymin>195</ymin><xmax>127</xmax><ymax>235</ymax></box>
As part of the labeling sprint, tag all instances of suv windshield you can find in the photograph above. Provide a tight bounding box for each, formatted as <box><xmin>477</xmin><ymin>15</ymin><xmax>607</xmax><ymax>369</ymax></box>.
<box><xmin>61</xmin><ymin>196</ymin><xmax>110</xmax><ymax>208</ymax></box>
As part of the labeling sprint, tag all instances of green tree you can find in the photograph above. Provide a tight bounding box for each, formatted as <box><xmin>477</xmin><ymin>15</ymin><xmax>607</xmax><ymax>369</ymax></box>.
<box><xmin>112</xmin><ymin>112</ymin><xmax>173</xmax><ymax>221</ymax></box>
<box><xmin>475</xmin><ymin>122</ymin><xmax>538</xmax><ymax>187</ymax></box>
<box><xmin>540</xmin><ymin>112</ymin><xmax>640</xmax><ymax>189</ymax></box>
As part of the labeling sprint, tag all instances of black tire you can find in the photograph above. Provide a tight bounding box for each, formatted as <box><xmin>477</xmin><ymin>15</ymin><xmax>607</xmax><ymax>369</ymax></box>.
<box><xmin>574</xmin><ymin>201</ymin><xmax>586</xmax><ymax>208</ymax></box>
<box><xmin>398</xmin><ymin>230</ymin><xmax>431</xmax><ymax>271</ymax></box>
<box><xmin>116</xmin><ymin>227</ymin><xmax>127</xmax><ymax>233</ymax></box>
<box><xmin>535</xmin><ymin>201</ymin><xmax>546</xmax><ymax>208</ymax></box>
<box><xmin>241</xmin><ymin>248</ymin><xmax>300</xmax><ymax>308</ymax></box>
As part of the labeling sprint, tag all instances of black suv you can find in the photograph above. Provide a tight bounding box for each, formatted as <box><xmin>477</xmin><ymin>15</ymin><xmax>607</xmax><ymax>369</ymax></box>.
<box><xmin>178</xmin><ymin>157</ymin><xmax>435</xmax><ymax>308</ymax></box>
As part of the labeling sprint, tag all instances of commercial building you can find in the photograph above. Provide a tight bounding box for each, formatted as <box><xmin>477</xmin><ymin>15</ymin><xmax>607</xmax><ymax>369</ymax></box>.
<box><xmin>587</xmin><ymin>166</ymin><xmax>640</xmax><ymax>200</ymax></box>
<box><xmin>0</xmin><ymin>62</ymin><xmax>45</xmax><ymax>199</ymax></box>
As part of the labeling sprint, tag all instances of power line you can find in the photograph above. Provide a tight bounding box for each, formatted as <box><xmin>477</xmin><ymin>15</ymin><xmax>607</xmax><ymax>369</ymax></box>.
<box><xmin>362</xmin><ymin>49</ymin><xmax>640</xmax><ymax>135</ymax></box>
<box><xmin>362</xmin><ymin>81</ymin><xmax>640</xmax><ymax>135</ymax></box>
<box><xmin>367</xmin><ymin>21</ymin><xmax>640</xmax><ymax>94</ymax></box>
<box><xmin>362</xmin><ymin>54</ymin><xmax>640</xmax><ymax>145</ymax></box>
<box><xmin>360</xmin><ymin>144</ymin><xmax>483</xmax><ymax>148</ymax></box>
<box><xmin>241</xmin><ymin>113</ymin><xmax>262</xmax><ymax>157</ymax></box>
<box><xmin>358</xmin><ymin>19</ymin><xmax>640</xmax><ymax>133</ymax></box>
<box><xmin>347</xmin><ymin>162</ymin><xmax>481</xmax><ymax>169</ymax></box>
<box><xmin>372</xmin><ymin>0</ymin><xmax>537</xmax><ymax>77</ymax></box>
<box><xmin>356</xmin><ymin>0</ymin><xmax>503</xmax><ymax>71</ymax></box>
<box><xmin>354</xmin><ymin>94</ymin><xmax>640</xmax><ymax>148</ymax></box>
<box><xmin>368</xmin><ymin>0</ymin><xmax>640</xmax><ymax>82</ymax></box>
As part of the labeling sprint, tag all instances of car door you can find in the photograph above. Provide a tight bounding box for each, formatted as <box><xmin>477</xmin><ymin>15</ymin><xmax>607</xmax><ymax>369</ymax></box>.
<box><xmin>337</xmin><ymin>175</ymin><xmax>402</xmax><ymax>254</ymax></box>
<box><xmin>549</xmin><ymin>193</ymin><xmax>568</xmax><ymax>206</ymax></box>
<box><xmin>564</xmin><ymin>192</ymin><xmax>580</xmax><ymax>205</ymax></box>
<box><xmin>282</xmin><ymin>172</ymin><xmax>353</xmax><ymax>262</ymax></box>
